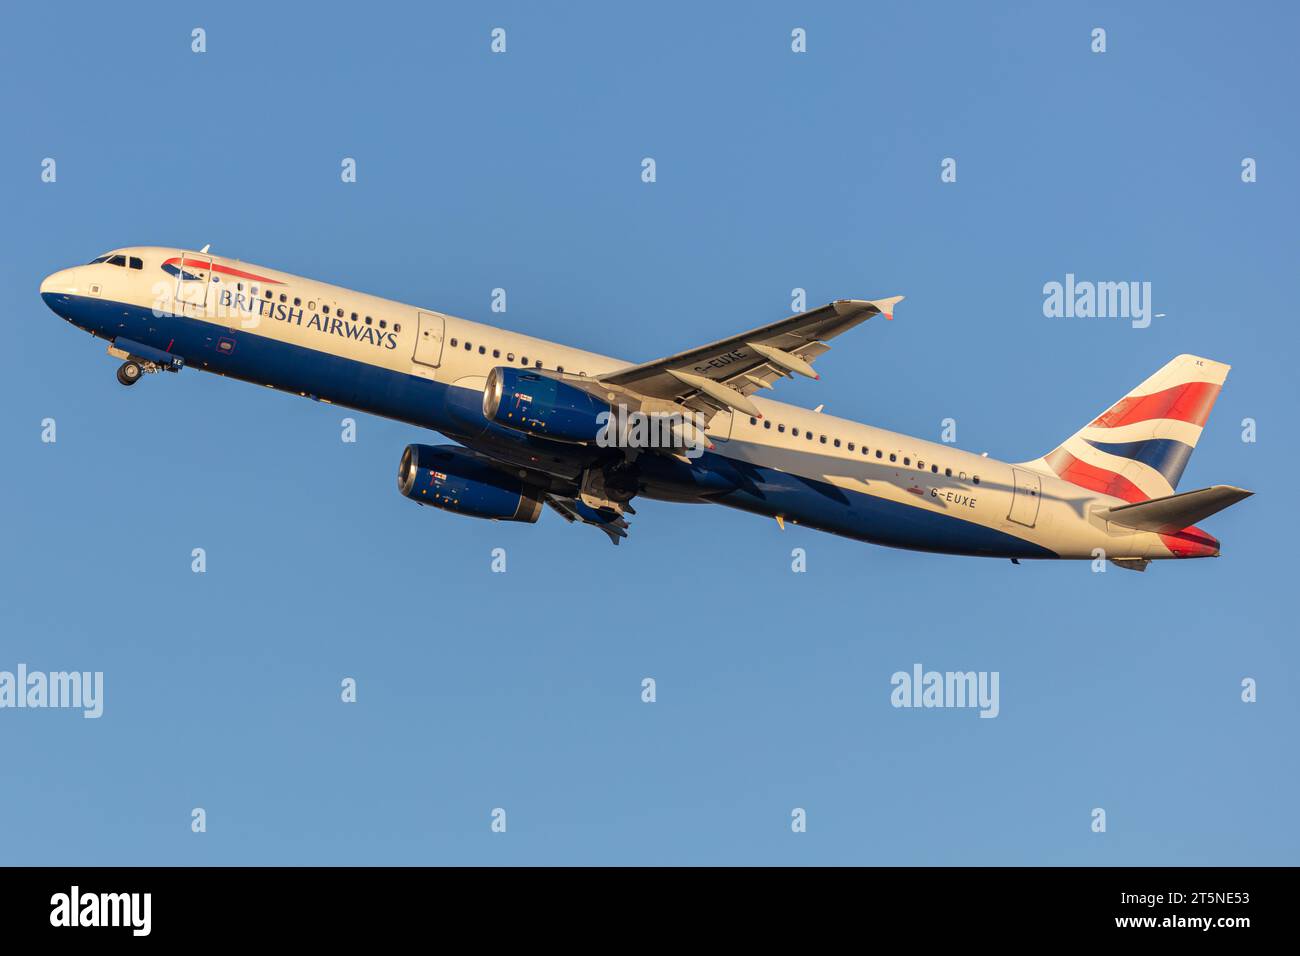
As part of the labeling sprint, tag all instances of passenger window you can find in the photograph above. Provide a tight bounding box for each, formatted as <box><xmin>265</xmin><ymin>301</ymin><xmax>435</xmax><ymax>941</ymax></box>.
<box><xmin>890</xmin><ymin>453</ymin><xmax>897</xmax><ymax>462</ymax></box>
<box><xmin>847</xmin><ymin>442</ymin><xmax>854</xmax><ymax>451</ymax></box>
<box><xmin>945</xmin><ymin>468</ymin><xmax>952</xmax><ymax>477</ymax></box>
<box><xmin>557</xmin><ymin>366</ymin><xmax>564</xmax><ymax>373</ymax></box>
<box><xmin>959</xmin><ymin>472</ymin><xmax>967</xmax><ymax>480</ymax></box>
<box><xmin>129</xmin><ymin>257</ymin><xmax>143</xmax><ymax>270</ymax></box>
<box><xmin>308</xmin><ymin>301</ymin><xmax>316</xmax><ymax>310</ymax></box>
<box><xmin>876</xmin><ymin>450</ymin><xmax>882</xmax><ymax>459</ymax></box>
<box><xmin>281</xmin><ymin>294</ymin><xmax>288</xmax><ymax>303</ymax></box>
<box><xmin>365</xmin><ymin>316</ymin><xmax>373</xmax><ymax>325</ymax></box>
<box><xmin>806</xmin><ymin>432</ymin><xmax>813</xmax><ymax>441</ymax></box>
<box><xmin>521</xmin><ymin>356</ymin><xmax>528</xmax><ymax>365</ymax></box>
<box><xmin>778</xmin><ymin>424</ymin><xmax>785</xmax><ymax>433</ymax></box>
<box><xmin>493</xmin><ymin>349</ymin><xmax>501</xmax><ymax>358</ymax></box>
<box><xmin>465</xmin><ymin>341</ymin><xmax>472</xmax><ymax>350</ymax></box>
<box><xmin>904</xmin><ymin>457</ymin><xmax>911</xmax><ymax>466</ymax></box>
<box><xmin>973</xmin><ymin>476</ymin><xmax>981</xmax><ymax>485</ymax></box>
<box><xmin>507</xmin><ymin>353</ymin><xmax>514</xmax><ymax>361</ymax></box>
<box><xmin>819</xmin><ymin>435</ymin><xmax>827</xmax><ymax>444</ymax></box>
<box><xmin>792</xmin><ymin>428</ymin><xmax>799</xmax><ymax>437</ymax></box>
<box><xmin>834</xmin><ymin>438</ymin><xmax>841</xmax><ymax>448</ymax></box>
<box><xmin>932</xmin><ymin>464</ymin><xmax>939</xmax><ymax>473</ymax></box>
<box><xmin>917</xmin><ymin>460</ymin><xmax>924</xmax><ymax>469</ymax></box>
<box><xmin>294</xmin><ymin>298</ymin><xmax>301</xmax><ymax>306</ymax></box>
<box><xmin>351</xmin><ymin>312</ymin><xmax>358</xmax><ymax>321</ymax></box>
<box><xmin>394</xmin><ymin>324</ymin><xmax>401</xmax><ymax>333</ymax></box>
<box><xmin>750</xmin><ymin>417</ymin><xmax>757</xmax><ymax>426</ymax></box>
<box><xmin>479</xmin><ymin>346</ymin><xmax>486</xmax><ymax>354</ymax></box>
<box><xmin>450</xmin><ymin>338</ymin><xmax>458</xmax><ymax>347</ymax></box>
<box><xmin>764</xmin><ymin>420</ymin><xmax>771</xmax><ymax>429</ymax></box>
<box><xmin>266</xmin><ymin>290</ymin><xmax>273</xmax><ymax>299</ymax></box>
<box><xmin>379</xmin><ymin>320</ymin><xmax>387</xmax><ymax>329</ymax></box>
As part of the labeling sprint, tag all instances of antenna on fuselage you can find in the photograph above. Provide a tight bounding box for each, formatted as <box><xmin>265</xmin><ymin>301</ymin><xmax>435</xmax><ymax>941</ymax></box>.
<box><xmin>199</xmin><ymin>244</ymin><xmax>211</xmax><ymax>254</ymax></box>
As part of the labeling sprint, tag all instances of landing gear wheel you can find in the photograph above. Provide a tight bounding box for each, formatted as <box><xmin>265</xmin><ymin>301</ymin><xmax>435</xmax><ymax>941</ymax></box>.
<box><xmin>117</xmin><ymin>361</ymin><xmax>142</xmax><ymax>386</ymax></box>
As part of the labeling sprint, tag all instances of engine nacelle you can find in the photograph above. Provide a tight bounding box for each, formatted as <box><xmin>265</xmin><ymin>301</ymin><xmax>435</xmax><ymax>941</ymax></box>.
<box><xmin>397</xmin><ymin>444</ymin><xmax>543</xmax><ymax>522</ymax></box>
<box><xmin>483</xmin><ymin>366</ymin><xmax>611</xmax><ymax>443</ymax></box>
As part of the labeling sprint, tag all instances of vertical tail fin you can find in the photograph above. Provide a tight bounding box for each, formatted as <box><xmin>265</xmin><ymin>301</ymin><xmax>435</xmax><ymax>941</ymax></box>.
<box><xmin>1026</xmin><ymin>354</ymin><xmax>1230</xmax><ymax>502</ymax></box>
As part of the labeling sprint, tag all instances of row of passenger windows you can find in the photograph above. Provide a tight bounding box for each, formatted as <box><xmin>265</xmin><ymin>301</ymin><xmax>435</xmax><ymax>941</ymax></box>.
<box><xmin>90</xmin><ymin>254</ymin><xmax>143</xmax><ymax>270</ymax></box>
<box><xmin>235</xmin><ymin>283</ymin><xmax>401</xmax><ymax>333</ymax></box>
<box><xmin>448</xmin><ymin>337</ymin><xmax>585</xmax><ymax>377</ymax></box>
<box><xmin>747</xmin><ymin>416</ymin><xmax>980</xmax><ymax>484</ymax></box>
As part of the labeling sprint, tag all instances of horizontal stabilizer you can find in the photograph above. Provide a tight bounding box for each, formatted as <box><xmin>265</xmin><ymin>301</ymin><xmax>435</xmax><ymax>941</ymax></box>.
<box><xmin>1098</xmin><ymin>485</ymin><xmax>1253</xmax><ymax>533</ymax></box>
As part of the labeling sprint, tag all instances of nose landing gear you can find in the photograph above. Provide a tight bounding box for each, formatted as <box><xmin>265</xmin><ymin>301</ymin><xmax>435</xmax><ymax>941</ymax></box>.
<box><xmin>116</xmin><ymin>361</ymin><xmax>143</xmax><ymax>386</ymax></box>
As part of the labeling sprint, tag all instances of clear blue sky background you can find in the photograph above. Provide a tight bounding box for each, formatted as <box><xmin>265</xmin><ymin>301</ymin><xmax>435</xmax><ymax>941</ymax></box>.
<box><xmin>1</xmin><ymin>1</ymin><xmax>1295</xmax><ymax>865</ymax></box>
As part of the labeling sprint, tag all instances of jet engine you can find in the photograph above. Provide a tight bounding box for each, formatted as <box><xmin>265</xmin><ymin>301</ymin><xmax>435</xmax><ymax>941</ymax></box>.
<box><xmin>397</xmin><ymin>444</ymin><xmax>543</xmax><ymax>522</ymax></box>
<box><xmin>483</xmin><ymin>366</ymin><xmax>611</xmax><ymax>443</ymax></box>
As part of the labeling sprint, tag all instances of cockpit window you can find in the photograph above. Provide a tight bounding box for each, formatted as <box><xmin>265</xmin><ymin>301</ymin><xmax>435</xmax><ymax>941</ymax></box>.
<box><xmin>89</xmin><ymin>255</ymin><xmax>111</xmax><ymax>264</ymax></box>
<box><xmin>129</xmin><ymin>256</ymin><xmax>143</xmax><ymax>270</ymax></box>
<box><xmin>107</xmin><ymin>255</ymin><xmax>127</xmax><ymax>267</ymax></box>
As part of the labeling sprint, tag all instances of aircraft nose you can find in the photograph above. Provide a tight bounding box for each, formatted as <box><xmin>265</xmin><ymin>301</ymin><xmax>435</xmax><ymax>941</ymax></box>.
<box><xmin>40</xmin><ymin>268</ymin><xmax>77</xmax><ymax>297</ymax></box>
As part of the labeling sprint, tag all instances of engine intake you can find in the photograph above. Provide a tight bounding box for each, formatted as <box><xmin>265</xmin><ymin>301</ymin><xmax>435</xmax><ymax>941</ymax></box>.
<box><xmin>397</xmin><ymin>444</ymin><xmax>543</xmax><ymax>522</ymax></box>
<box><xmin>483</xmin><ymin>366</ymin><xmax>611</xmax><ymax>443</ymax></box>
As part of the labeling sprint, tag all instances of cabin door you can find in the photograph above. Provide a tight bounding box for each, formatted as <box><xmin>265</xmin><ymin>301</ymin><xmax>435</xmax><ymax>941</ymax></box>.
<box><xmin>1008</xmin><ymin>468</ymin><xmax>1042</xmax><ymax>527</ymax></box>
<box><xmin>413</xmin><ymin>311</ymin><xmax>446</xmax><ymax>367</ymax></box>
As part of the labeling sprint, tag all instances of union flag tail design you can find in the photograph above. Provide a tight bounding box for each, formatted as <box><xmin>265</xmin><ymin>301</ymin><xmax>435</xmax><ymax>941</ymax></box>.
<box><xmin>1027</xmin><ymin>354</ymin><xmax>1229</xmax><ymax>502</ymax></box>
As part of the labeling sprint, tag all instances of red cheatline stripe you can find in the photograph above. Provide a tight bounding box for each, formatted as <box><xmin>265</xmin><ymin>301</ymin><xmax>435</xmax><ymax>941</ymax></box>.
<box><xmin>1044</xmin><ymin>447</ymin><xmax>1149</xmax><ymax>502</ymax></box>
<box><xmin>1090</xmin><ymin>381</ymin><xmax>1220</xmax><ymax>429</ymax></box>
<box><xmin>164</xmin><ymin>258</ymin><xmax>284</xmax><ymax>285</ymax></box>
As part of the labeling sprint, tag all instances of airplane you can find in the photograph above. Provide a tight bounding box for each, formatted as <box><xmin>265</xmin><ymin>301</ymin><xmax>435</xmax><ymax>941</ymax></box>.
<box><xmin>39</xmin><ymin>246</ymin><xmax>1252</xmax><ymax>569</ymax></box>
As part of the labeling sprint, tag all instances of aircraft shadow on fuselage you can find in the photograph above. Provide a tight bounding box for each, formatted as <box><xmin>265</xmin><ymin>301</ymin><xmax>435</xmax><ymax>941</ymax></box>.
<box><xmin>718</xmin><ymin>439</ymin><xmax>1104</xmax><ymax>521</ymax></box>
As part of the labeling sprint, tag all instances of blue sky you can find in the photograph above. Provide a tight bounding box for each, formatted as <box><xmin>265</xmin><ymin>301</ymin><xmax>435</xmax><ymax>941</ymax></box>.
<box><xmin>1</xmin><ymin>0</ymin><xmax>1295</xmax><ymax>864</ymax></box>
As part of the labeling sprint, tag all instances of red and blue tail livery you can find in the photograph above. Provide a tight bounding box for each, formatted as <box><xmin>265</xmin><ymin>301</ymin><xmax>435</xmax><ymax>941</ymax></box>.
<box><xmin>1034</xmin><ymin>355</ymin><xmax>1228</xmax><ymax>503</ymax></box>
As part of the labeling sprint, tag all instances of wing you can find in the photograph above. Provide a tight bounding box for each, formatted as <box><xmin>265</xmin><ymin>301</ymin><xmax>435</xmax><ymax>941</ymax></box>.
<box><xmin>598</xmin><ymin>297</ymin><xmax>902</xmax><ymax>417</ymax></box>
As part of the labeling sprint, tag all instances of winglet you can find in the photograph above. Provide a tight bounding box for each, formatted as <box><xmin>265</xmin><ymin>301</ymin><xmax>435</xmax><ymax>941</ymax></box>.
<box><xmin>868</xmin><ymin>295</ymin><xmax>904</xmax><ymax>320</ymax></box>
